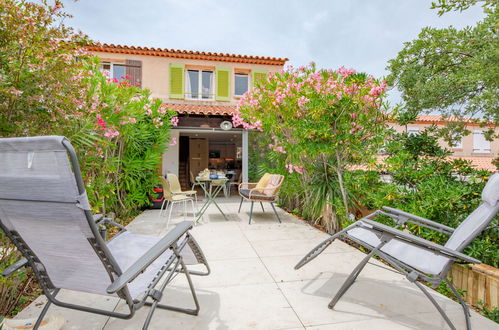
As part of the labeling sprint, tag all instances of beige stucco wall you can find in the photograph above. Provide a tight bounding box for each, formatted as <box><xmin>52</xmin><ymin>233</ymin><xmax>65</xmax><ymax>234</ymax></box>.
<box><xmin>390</xmin><ymin>123</ymin><xmax>499</xmax><ymax>158</ymax></box>
<box><xmin>92</xmin><ymin>51</ymin><xmax>283</xmax><ymax>105</ymax></box>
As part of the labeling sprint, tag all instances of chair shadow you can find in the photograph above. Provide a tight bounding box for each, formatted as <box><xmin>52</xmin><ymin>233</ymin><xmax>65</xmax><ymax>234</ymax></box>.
<box><xmin>299</xmin><ymin>272</ymin><xmax>461</xmax><ymax>329</ymax></box>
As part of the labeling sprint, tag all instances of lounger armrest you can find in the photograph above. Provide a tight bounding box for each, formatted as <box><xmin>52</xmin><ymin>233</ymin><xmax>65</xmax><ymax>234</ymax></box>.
<box><xmin>106</xmin><ymin>221</ymin><xmax>193</xmax><ymax>294</ymax></box>
<box><xmin>381</xmin><ymin>206</ymin><xmax>455</xmax><ymax>234</ymax></box>
<box><xmin>95</xmin><ymin>217</ymin><xmax>127</xmax><ymax>232</ymax></box>
<box><xmin>359</xmin><ymin>219</ymin><xmax>480</xmax><ymax>264</ymax></box>
<box><xmin>93</xmin><ymin>214</ymin><xmax>104</xmax><ymax>222</ymax></box>
<box><xmin>1</xmin><ymin>258</ymin><xmax>28</xmax><ymax>277</ymax></box>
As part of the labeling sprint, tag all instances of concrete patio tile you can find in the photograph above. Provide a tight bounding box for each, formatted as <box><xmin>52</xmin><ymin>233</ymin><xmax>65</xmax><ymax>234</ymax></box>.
<box><xmin>173</xmin><ymin>257</ymin><xmax>275</xmax><ymax>288</ymax></box>
<box><xmin>261</xmin><ymin>252</ymin><xmax>406</xmax><ymax>283</ymax></box>
<box><xmin>277</xmin><ymin>276</ymin><xmax>463</xmax><ymax>327</ymax></box>
<box><xmin>105</xmin><ymin>283</ymin><xmax>303</xmax><ymax>330</ymax></box>
<box><xmin>406</xmin><ymin>307</ymin><xmax>499</xmax><ymax>330</ymax></box>
<box><xmin>251</xmin><ymin>238</ymin><xmax>352</xmax><ymax>258</ymax></box>
<box><xmin>304</xmin><ymin>314</ymin><xmax>437</xmax><ymax>330</ymax></box>
<box><xmin>15</xmin><ymin>290</ymin><xmax>118</xmax><ymax>330</ymax></box>
<box><xmin>187</xmin><ymin>227</ymin><xmax>258</xmax><ymax>260</ymax></box>
<box><xmin>243</xmin><ymin>226</ymin><xmax>328</xmax><ymax>242</ymax></box>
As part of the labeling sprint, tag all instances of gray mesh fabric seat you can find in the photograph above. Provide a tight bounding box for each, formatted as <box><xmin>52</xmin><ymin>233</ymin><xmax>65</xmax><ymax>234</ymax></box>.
<box><xmin>0</xmin><ymin>136</ymin><xmax>210</xmax><ymax>329</ymax></box>
<box><xmin>296</xmin><ymin>172</ymin><xmax>499</xmax><ymax>330</ymax></box>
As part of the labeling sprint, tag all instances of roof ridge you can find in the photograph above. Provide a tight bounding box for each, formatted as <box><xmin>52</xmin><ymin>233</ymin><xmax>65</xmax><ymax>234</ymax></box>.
<box><xmin>86</xmin><ymin>43</ymin><xmax>288</xmax><ymax>66</ymax></box>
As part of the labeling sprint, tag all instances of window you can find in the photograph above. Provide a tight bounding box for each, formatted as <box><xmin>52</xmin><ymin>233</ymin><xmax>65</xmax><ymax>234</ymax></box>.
<box><xmin>473</xmin><ymin>130</ymin><xmax>491</xmax><ymax>153</ymax></box>
<box><xmin>101</xmin><ymin>62</ymin><xmax>126</xmax><ymax>82</ymax></box>
<box><xmin>186</xmin><ymin>69</ymin><xmax>213</xmax><ymax>100</ymax></box>
<box><xmin>234</xmin><ymin>73</ymin><xmax>249</xmax><ymax>96</ymax></box>
<box><xmin>450</xmin><ymin>134</ymin><xmax>463</xmax><ymax>149</ymax></box>
<box><xmin>407</xmin><ymin>127</ymin><xmax>419</xmax><ymax>136</ymax></box>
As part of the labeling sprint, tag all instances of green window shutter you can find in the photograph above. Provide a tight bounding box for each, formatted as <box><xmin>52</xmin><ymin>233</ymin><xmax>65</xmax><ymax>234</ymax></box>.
<box><xmin>169</xmin><ymin>63</ymin><xmax>184</xmax><ymax>99</ymax></box>
<box><xmin>252</xmin><ymin>70</ymin><xmax>268</xmax><ymax>87</ymax></box>
<box><xmin>216</xmin><ymin>67</ymin><xmax>231</xmax><ymax>101</ymax></box>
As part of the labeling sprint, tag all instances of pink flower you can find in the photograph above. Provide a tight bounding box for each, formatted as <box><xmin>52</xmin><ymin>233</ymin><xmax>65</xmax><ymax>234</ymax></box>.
<box><xmin>170</xmin><ymin>116</ymin><xmax>179</xmax><ymax>127</ymax></box>
<box><xmin>293</xmin><ymin>165</ymin><xmax>304</xmax><ymax>175</ymax></box>
<box><xmin>336</xmin><ymin>66</ymin><xmax>356</xmax><ymax>77</ymax></box>
<box><xmin>104</xmin><ymin>128</ymin><xmax>119</xmax><ymax>139</ymax></box>
<box><xmin>129</xmin><ymin>117</ymin><xmax>137</xmax><ymax>124</ymax></box>
<box><xmin>298</xmin><ymin>96</ymin><xmax>310</xmax><ymax>107</ymax></box>
<box><xmin>96</xmin><ymin>114</ymin><xmax>107</xmax><ymax>130</ymax></box>
<box><xmin>169</xmin><ymin>137</ymin><xmax>177</xmax><ymax>146</ymax></box>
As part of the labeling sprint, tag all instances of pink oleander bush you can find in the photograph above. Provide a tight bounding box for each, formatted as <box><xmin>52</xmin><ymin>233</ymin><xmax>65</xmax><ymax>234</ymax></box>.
<box><xmin>237</xmin><ymin>63</ymin><xmax>389</xmax><ymax>232</ymax></box>
<box><xmin>0</xmin><ymin>1</ymin><xmax>177</xmax><ymax>316</ymax></box>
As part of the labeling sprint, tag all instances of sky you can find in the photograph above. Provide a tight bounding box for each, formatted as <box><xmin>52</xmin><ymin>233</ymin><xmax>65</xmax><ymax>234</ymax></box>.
<box><xmin>61</xmin><ymin>0</ymin><xmax>484</xmax><ymax>81</ymax></box>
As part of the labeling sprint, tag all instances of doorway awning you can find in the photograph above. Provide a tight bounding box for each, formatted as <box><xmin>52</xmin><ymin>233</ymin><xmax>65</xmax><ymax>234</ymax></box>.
<box><xmin>166</xmin><ymin>103</ymin><xmax>236</xmax><ymax>116</ymax></box>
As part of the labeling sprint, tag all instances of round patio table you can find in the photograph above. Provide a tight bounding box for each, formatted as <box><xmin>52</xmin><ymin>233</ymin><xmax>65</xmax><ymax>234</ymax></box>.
<box><xmin>195</xmin><ymin>177</ymin><xmax>229</xmax><ymax>222</ymax></box>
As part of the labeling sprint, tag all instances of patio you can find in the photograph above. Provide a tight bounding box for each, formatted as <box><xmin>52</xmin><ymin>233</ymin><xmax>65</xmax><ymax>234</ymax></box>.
<box><xmin>15</xmin><ymin>197</ymin><xmax>497</xmax><ymax>329</ymax></box>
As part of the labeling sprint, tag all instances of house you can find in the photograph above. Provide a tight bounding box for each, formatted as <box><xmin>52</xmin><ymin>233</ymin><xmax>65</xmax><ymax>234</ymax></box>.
<box><xmin>87</xmin><ymin>43</ymin><xmax>288</xmax><ymax>188</ymax></box>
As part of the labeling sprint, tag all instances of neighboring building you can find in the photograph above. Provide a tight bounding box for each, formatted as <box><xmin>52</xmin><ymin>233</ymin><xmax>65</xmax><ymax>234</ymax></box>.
<box><xmin>88</xmin><ymin>43</ymin><xmax>288</xmax><ymax>188</ymax></box>
<box><xmin>390</xmin><ymin>115</ymin><xmax>498</xmax><ymax>171</ymax></box>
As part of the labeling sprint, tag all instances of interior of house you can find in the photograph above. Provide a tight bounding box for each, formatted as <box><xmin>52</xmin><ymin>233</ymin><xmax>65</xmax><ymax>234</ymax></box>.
<box><xmin>177</xmin><ymin>132</ymin><xmax>242</xmax><ymax>191</ymax></box>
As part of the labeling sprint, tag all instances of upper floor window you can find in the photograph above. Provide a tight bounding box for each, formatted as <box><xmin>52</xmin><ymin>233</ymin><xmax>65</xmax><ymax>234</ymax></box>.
<box><xmin>473</xmin><ymin>130</ymin><xmax>491</xmax><ymax>153</ymax></box>
<box><xmin>407</xmin><ymin>127</ymin><xmax>419</xmax><ymax>136</ymax></box>
<box><xmin>234</xmin><ymin>73</ymin><xmax>249</xmax><ymax>97</ymax></box>
<box><xmin>450</xmin><ymin>134</ymin><xmax>463</xmax><ymax>149</ymax></box>
<box><xmin>186</xmin><ymin>69</ymin><xmax>213</xmax><ymax>100</ymax></box>
<box><xmin>101</xmin><ymin>62</ymin><xmax>126</xmax><ymax>82</ymax></box>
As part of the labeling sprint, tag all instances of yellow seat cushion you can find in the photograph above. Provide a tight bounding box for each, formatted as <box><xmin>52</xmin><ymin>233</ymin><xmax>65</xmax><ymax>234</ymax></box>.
<box><xmin>255</xmin><ymin>173</ymin><xmax>271</xmax><ymax>192</ymax></box>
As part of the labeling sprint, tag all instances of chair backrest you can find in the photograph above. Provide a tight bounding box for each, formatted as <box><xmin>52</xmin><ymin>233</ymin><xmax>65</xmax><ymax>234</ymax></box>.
<box><xmin>0</xmin><ymin>136</ymin><xmax>124</xmax><ymax>297</ymax></box>
<box><xmin>445</xmin><ymin>172</ymin><xmax>499</xmax><ymax>252</ymax></box>
<box><xmin>255</xmin><ymin>173</ymin><xmax>271</xmax><ymax>191</ymax></box>
<box><xmin>190</xmin><ymin>171</ymin><xmax>196</xmax><ymax>184</ymax></box>
<box><xmin>167</xmin><ymin>173</ymin><xmax>182</xmax><ymax>193</ymax></box>
<box><xmin>159</xmin><ymin>176</ymin><xmax>174</xmax><ymax>201</ymax></box>
<box><xmin>263</xmin><ymin>174</ymin><xmax>285</xmax><ymax>197</ymax></box>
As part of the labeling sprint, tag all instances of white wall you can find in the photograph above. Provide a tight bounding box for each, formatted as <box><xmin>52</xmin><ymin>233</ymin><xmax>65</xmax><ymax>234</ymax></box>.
<box><xmin>162</xmin><ymin>130</ymin><xmax>180</xmax><ymax>176</ymax></box>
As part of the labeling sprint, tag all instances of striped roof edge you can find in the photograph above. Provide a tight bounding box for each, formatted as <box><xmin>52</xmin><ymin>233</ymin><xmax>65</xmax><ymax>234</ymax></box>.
<box><xmin>86</xmin><ymin>43</ymin><xmax>288</xmax><ymax>66</ymax></box>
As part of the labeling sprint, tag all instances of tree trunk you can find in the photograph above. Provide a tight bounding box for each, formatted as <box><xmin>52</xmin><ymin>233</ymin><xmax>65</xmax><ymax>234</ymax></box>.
<box><xmin>321</xmin><ymin>198</ymin><xmax>341</xmax><ymax>233</ymax></box>
<box><xmin>335</xmin><ymin>152</ymin><xmax>349</xmax><ymax>230</ymax></box>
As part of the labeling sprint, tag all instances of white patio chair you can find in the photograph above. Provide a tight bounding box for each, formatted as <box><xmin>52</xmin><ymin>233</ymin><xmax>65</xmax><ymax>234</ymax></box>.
<box><xmin>296</xmin><ymin>172</ymin><xmax>499</xmax><ymax>330</ymax></box>
<box><xmin>159</xmin><ymin>176</ymin><xmax>195</xmax><ymax>228</ymax></box>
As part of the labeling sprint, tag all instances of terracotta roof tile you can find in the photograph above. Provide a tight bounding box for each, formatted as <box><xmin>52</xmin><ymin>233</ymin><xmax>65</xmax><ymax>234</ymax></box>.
<box><xmin>166</xmin><ymin>103</ymin><xmax>236</xmax><ymax>116</ymax></box>
<box><xmin>87</xmin><ymin>43</ymin><xmax>288</xmax><ymax>66</ymax></box>
<box><xmin>350</xmin><ymin>155</ymin><xmax>496</xmax><ymax>172</ymax></box>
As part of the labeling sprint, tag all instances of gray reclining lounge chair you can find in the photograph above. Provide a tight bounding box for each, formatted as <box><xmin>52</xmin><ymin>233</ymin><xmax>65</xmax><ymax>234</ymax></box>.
<box><xmin>0</xmin><ymin>136</ymin><xmax>210</xmax><ymax>329</ymax></box>
<box><xmin>295</xmin><ymin>172</ymin><xmax>499</xmax><ymax>330</ymax></box>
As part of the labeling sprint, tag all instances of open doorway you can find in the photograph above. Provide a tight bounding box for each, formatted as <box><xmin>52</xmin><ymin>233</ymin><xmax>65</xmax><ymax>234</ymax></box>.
<box><xmin>177</xmin><ymin>131</ymin><xmax>243</xmax><ymax>194</ymax></box>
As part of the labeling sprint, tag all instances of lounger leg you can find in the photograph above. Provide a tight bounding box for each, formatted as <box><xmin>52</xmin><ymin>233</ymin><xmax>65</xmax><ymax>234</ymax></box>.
<box><xmin>329</xmin><ymin>248</ymin><xmax>375</xmax><ymax>309</ymax></box>
<box><xmin>248</xmin><ymin>201</ymin><xmax>254</xmax><ymax>225</ymax></box>
<box><xmin>270</xmin><ymin>202</ymin><xmax>281</xmax><ymax>223</ymax></box>
<box><xmin>33</xmin><ymin>289</ymin><xmax>59</xmax><ymax>330</ymax></box>
<box><xmin>414</xmin><ymin>281</ymin><xmax>457</xmax><ymax>330</ymax></box>
<box><xmin>260</xmin><ymin>202</ymin><xmax>265</xmax><ymax>212</ymax></box>
<box><xmin>445</xmin><ymin>278</ymin><xmax>471</xmax><ymax>330</ymax></box>
<box><xmin>238</xmin><ymin>197</ymin><xmax>244</xmax><ymax>213</ymax></box>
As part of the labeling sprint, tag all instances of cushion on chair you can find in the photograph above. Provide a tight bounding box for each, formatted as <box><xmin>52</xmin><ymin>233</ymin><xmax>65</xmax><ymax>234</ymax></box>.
<box><xmin>264</xmin><ymin>175</ymin><xmax>282</xmax><ymax>196</ymax></box>
<box><xmin>346</xmin><ymin>226</ymin><xmax>451</xmax><ymax>275</ymax></box>
<box><xmin>239</xmin><ymin>189</ymin><xmax>275</xmax><ymax>201</ymax></box>
<box><xmin>255</xmin><ymin>173</ymin><xmax>271</xmax><ymax>192</ymax></box>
